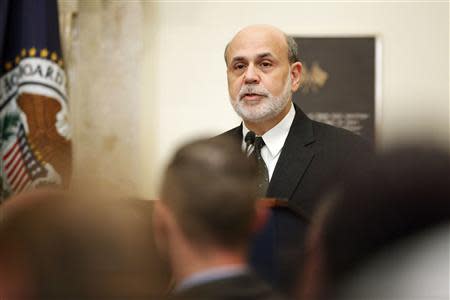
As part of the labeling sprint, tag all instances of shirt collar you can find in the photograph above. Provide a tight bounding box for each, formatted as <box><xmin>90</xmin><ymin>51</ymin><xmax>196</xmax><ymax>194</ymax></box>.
<box><xmin>174</xmin><ymin>265</ymin><xmax>248</xmax><ymax>293</ymax></box>
<box><xmin>242</xmin><ymin>103</ymin><xmax>295</xmax><ymax>158</ymax></box>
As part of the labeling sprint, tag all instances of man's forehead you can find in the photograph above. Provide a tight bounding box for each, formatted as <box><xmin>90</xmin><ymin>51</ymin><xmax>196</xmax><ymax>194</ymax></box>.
<box><xmin>227</xmin><ymin>26</ymin><xmax>288</xmax><ymax>62</ymax></box>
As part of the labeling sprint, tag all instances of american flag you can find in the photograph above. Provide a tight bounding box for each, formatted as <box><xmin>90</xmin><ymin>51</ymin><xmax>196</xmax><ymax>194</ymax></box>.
<box><xmin>2</xmin><ymin>124</ymin><xmax>47</xmax><ymax>193</ymax></box>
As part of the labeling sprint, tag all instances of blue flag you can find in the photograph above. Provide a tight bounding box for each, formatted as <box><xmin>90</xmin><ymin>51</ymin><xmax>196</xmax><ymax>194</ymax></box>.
<box><xmin>0</xmin><ymin>0</ymin><xmax>71</xmax><ymax>201</ymax></box>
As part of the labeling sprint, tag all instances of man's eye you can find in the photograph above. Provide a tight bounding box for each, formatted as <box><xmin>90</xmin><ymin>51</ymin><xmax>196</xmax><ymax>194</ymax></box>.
<box><xmin>260</xmin><ymin>61</ymin><xmax>272</xmax><ymax>68</ymax></box>
<box><xmin>234</xmin><ymin>63</ymin><xmax>246</xmax><ymax>70</ymax></box>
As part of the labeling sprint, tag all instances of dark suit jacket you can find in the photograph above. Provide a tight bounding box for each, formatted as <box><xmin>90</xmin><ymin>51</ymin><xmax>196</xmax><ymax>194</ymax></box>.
<box><xmin>171</xmin><ymin>272</ymin><xmax>286</xmax><ymax>300</ymax></box>
<box><xmin>219</xmin><ymin>104</ymin><xmax>372</xmax><ymax>294</ymax></box>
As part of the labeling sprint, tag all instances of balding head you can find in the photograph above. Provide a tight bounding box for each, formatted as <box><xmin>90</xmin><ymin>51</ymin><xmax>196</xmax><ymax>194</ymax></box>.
<box><xmin>224</xmin><ymin>25</ymin><xmax>298</xmax><ymax>66</ymax></box>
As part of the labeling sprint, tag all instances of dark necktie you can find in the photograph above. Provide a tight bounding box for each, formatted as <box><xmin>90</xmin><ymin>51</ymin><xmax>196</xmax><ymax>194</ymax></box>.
<box><xmin>253</xmin><ymin>136</ymin><xmax>269</xmax><ymax>197</ymax></box>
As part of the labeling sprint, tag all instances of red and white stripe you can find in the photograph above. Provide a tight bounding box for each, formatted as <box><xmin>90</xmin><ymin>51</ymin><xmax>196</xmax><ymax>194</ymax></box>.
<box><xmin>2</xmin><ymin>139</ymin><xmax>31</xmax><ymax>192</ymax></box>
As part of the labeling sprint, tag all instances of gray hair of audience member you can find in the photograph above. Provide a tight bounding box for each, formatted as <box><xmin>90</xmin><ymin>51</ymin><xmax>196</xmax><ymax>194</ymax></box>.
<box><xmin>160</xmin><ymin>136</ymin><xmax>259</xmax><ymax>248</ymax></box>
<box><xmin>224</xmin><ymin>33</ymin><xmax>299</xmax><ymax>65</ymax></box>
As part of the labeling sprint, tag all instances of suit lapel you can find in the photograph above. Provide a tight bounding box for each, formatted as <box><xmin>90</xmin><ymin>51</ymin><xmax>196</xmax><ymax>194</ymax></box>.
<box><xmin>266</xmin><ymin>106</ymin><xmax>315</xmax><ymax>201</ymax></box>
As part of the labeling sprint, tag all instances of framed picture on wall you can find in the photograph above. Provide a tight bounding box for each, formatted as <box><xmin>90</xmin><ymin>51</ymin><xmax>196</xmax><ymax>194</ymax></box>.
<box><xmin>293</xmin><ymin>37</ymin><xmax>380</xmax><ymax>143</ymax></box>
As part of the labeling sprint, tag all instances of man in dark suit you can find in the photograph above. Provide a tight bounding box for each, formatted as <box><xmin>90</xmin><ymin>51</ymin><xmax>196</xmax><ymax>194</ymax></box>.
<box><xmin>221</xmin><ymin>24</ymin><xmax>372</xmax><ymax>294</ymax></box>
<box><xmin>153</xmin><ymin>137</ymin><xmax>285</xmax><ymax>300</ymax></box>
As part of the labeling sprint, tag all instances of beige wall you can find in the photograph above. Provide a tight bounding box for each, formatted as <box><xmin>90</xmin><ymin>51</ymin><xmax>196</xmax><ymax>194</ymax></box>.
<box><xmin>62</xmin><ymin>2</ymin><xmax>449</xmax><ymax>199</ymax></box>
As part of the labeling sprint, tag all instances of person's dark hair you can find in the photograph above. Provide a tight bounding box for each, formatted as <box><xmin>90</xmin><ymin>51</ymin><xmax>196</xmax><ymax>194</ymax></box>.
<box><xmin>224</xmin><ymin>33</ymin><xmax>299</xmax><ymax>65</ymax></box>
<box><xmin>314</xmin><ymin>146</ymin><xmax>450</xmax><ymax>296</ymax></box>
<box><xmin>160</xmin><ymin>136</ymin><xmax>258</xmax><ymax>248</ymax></box>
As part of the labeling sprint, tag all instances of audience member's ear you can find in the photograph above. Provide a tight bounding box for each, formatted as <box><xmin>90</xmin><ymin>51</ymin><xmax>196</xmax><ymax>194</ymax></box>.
<box><xmin>250</xmin><ymin>201</ymin><xmax>270</xmax><ymax>234</ymax></box>
<box><xmin>297</xmin><ymin>194</ymin><xmax>336</xmax><ymax>300</ymax></box>
<box><xmin>153</xmin><ymin>201</ymin><xmax>172</xmax><ymax>255</ymax></box>
<box><xmin>298</xmin><ymin>236</ymin><xmax>326</xmax><ymax>300</ymax></box>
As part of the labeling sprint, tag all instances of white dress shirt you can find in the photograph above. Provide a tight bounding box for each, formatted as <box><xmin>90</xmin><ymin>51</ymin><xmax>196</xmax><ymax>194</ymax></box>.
<box><xmin>174</xmin><ymin>265</ymin><xmax>249</xmax><ymax>292</ymax></box>
<box><xmin>242</xmin><ymin>103</ymin><xmax>296</xmax><ymax>181</ymax></box>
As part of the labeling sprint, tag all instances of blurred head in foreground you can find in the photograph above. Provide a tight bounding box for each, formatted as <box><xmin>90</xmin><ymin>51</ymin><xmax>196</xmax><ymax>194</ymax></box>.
<box><xmin>0</xmin><ymin>189</ymin><xmax>170</xmax><ymax>299</ymax></box>
<box><xmin>299</xmin><ymin>145</ymin><xmax>450</xmax><ymax>300</ymax></box>
<box><xmin>154</xmin><ymin>136</ymin><xmax>261</xmax><ymax>285</ymax></box>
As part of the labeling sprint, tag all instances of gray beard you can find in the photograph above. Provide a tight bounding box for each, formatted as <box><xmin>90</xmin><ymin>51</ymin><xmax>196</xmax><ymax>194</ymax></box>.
<box><xmin>230</xmin><ymin>75</ymin><xmax>292</xmax><ymax>123</ymax></box>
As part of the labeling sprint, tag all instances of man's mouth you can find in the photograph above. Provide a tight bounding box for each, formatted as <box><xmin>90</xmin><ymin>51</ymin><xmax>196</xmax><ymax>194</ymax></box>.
<box><xmin>241</xmin><ymin>93</ymin><xmax>265</xmax><ymax>101</ymax></box>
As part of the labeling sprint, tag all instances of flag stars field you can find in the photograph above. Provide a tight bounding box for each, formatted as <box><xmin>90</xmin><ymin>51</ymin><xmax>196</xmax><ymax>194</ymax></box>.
<box><xmin>40</xmin><ymin>48</ymin><xmax>49</xmax><ymax>58</ymax></box>
<box><xmin>4</xmin><ymin>62</ymin><xmax>12</xmax><ymax>70</ymax></box>
<box><xmin>1</xmin><ymin>48</ymin><xmax>63</xmax><ymax>70</ymax></box>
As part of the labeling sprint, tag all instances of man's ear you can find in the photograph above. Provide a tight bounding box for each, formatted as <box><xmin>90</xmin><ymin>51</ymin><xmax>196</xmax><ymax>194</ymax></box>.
<box><xmin>250</xmin><ymin>201</ymin><xmax>270</xmax><ymax>234</ymax></box>
<box><xmin>290</xmin><ymin>62</ymin><xmax>302</xmax><ymax>93</ymax></box>
<box><xmin>153</xmin><ymin>201</ymin><xmax>172</xmax><ymax>255</ymax></box>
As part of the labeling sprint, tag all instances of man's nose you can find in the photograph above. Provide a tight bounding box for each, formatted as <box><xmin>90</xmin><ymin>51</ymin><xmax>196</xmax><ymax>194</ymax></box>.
<box><xmin>244</xmin><ymin>64</ymin><xmax>260</xmax><ymax>84</ymax></box>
